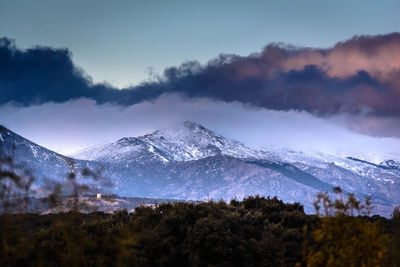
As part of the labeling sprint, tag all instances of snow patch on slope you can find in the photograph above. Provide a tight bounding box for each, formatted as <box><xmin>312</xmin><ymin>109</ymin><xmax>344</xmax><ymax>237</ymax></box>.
<box><xmin>74</xmin><ymin>121</ymin><xmax>268</xmax><ymax>163</ymax></box>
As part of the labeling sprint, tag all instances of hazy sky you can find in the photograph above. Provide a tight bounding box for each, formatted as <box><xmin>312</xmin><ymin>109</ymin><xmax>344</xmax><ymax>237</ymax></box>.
<box><xmin>1</xmin><ymin>1</ymin><xmax>400</xmax><ymax>158</ymax></box>
<box><xmin>1</xmin><ymin>0</ymin><xmax>399</xmax><ymax>87</ymax></box>
<box><xmin>2</xmin><ymin>95</ymin><xmax>400</xmax><ymax>162</ymax></box>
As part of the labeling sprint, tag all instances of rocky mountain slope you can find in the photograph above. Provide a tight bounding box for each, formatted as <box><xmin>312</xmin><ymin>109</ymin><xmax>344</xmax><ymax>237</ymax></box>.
<box><xmin>74</xmin><ymin>121</ymin><xmax>266</xmax><ymax>163</ymax></box>
<box><xmin>0</xmin><ymin>125</ymin><xmax>74</xmax><ymax>183</ymax></box>
<box><xmin>1</xmin><ymin>123</ymin><xmax>399</xmax><ymax>216</ymax></box>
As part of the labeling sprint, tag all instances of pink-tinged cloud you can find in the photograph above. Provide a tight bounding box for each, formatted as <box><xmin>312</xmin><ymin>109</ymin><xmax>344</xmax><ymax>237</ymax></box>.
<box><xmin>224</xmin><ymin>33</ymin><xmax>400</xmax><ymax>86</ymax></box>
<box><xmin>281</xmin><ymin>34</ymin><xmax>400</xmax><ymax>83</ymax></box>
<box><xmin>1</xmin><ymin>34</ymin><xmax>400</xmax><ymax>138</ymax></box>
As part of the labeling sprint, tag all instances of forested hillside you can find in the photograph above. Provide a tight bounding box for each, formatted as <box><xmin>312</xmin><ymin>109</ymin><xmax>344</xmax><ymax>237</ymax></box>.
<box><xmin>1</xmin><ymin>196</ymin><xmax>399</xmax><ymax>266</ymax></box>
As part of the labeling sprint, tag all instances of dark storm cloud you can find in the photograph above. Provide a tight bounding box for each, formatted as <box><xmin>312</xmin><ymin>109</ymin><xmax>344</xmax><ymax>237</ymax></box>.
<box><xmin>158</xmin><ymin>62</ymin><xmax>392</xmax><ymax>116</ymax></box>
<box><xmin>1</xmin><ymin>33</ymin><xmax>400</xmax><ymax>117</ymax></box>
<box><xmin>0</xmin><ymin>38</ymin><xmax>105</xmax><ymax>104</ymax></box>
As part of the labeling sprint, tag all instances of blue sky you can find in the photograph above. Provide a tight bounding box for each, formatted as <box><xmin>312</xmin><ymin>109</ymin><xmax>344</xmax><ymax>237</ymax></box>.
<box><xmin>1</xmin><ymin>0</ymin><xmax>399</xmax><ymax>87</ymax></box>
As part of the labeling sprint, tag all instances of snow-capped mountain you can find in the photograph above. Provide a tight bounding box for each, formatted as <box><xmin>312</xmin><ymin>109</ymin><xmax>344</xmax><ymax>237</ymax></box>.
<box><xmin>72</xmin><ymin>121</ymin><xmax>400</xmax><ymax>215</ymax></box>
<box><xmin>0</xmin><ymin>125</ymin><xmax>102</xmax><ymax>191</ymax></box>
<box><xmin>1</xmin><ymin>123</ymin><xmax>400</xmax><ymax>216</ymax></box>
<box><xmin>74</xmin><ymin>121</ymin><xmax>266</xmax><ymax>163</ymax></box>
<box><xmin>0</xmin><ymin>125</ymin><xmax>74</xmax><ymax>182</ymax></box>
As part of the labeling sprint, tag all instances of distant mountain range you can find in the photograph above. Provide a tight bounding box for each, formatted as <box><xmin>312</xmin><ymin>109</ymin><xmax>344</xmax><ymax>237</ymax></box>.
<box><xmin>1</xmin><ymin>122</ymin><xmax>399</xmax><ymax>216</ymax></box>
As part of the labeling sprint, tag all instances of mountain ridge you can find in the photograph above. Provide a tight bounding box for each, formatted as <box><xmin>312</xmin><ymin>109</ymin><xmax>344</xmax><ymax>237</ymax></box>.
<box><xmin>1</xmin><ymin>123</ymin><xmax>399</xmax><ymax>216</ymax></box>
<box><xmin>74</xmin><ymin>121</ymin><xmax>267</xmax><ymax>163</ymax></box>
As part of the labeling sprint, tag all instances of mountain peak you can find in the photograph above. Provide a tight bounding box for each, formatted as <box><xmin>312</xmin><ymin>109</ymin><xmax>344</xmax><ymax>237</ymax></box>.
<box><xmin>75</xmin><ymin>121</ymin><xmax>264</xmax><ymax>163</ymax></box>
<box><xmin>144</xmin><ymin>121</ymin><xmax>221</xmax><ymax>143</ymax></box>
<box><xmin>140</xmin><ymin>121</ymin><xmax>218</xmax><ymax>145</ymax></box>
<box><xmin>137</xmin><ymin>121</ymin><xmax>264</xmax><ymax>162</ymax></box>
<box><xmin>182</xmin><ymin>121</ymin><xmax>206</xmax><ymax>130</ymax></box>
